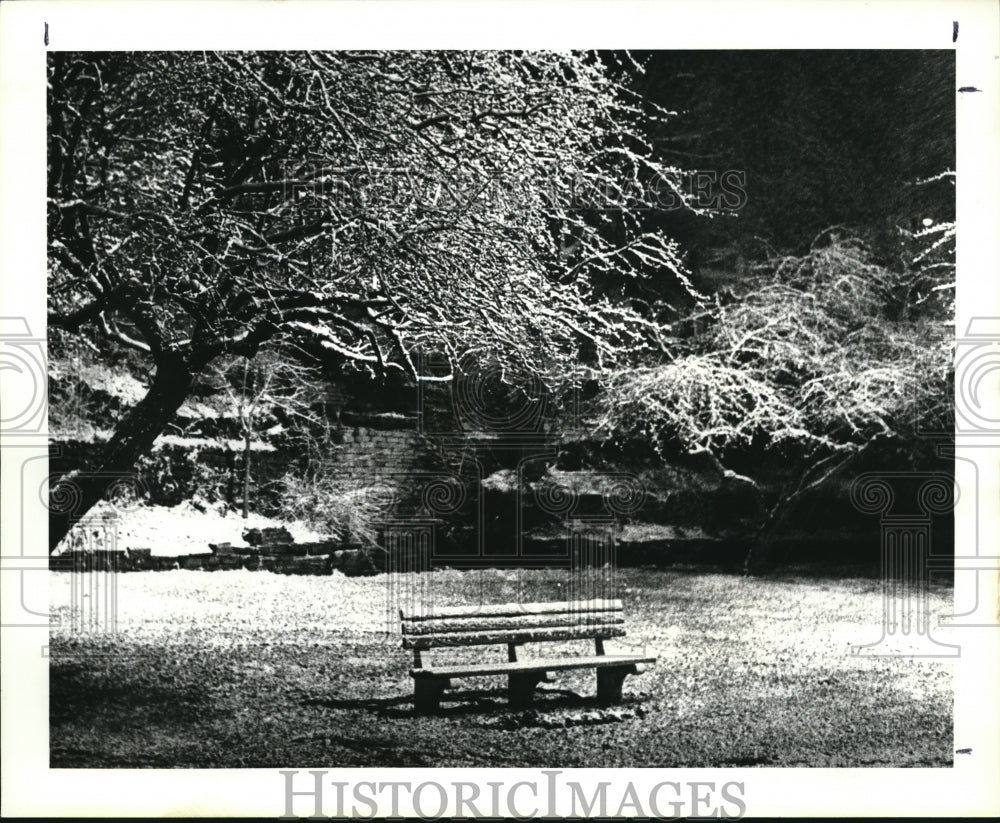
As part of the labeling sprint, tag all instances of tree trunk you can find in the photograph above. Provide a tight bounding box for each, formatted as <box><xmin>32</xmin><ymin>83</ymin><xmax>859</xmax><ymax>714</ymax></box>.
<box><xmin>242</xmin><ymin>423</ymin><xmax>252</xmax><ymax>519</ymax></box>
<box><xmin>48</xmin><ymin>358</ymin><xmax>195</xmax><ymax>553</ymax></box>
<box><xmin>742</xmin><ymin>504</ymin><xmax>787</xmax><ymax>575</ymax></box>
<box><xmin>742</xmin><ymin>448</ymin><xmax>862</xmax><ymax>575</ymax></box>
<box><xmin>240</xmin><ymin>356</ymin><xmax>252</xmax><ymax>519</ymax></box>
<box><xmin>224</xmin><ymin>444</ymin><xmax>236</xmax><ymax>510</ymax></box>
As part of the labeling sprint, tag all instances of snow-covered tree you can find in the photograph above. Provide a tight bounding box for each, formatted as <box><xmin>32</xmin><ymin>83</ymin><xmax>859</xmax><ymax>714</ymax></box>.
<box><xmin>47</xmin><ymin>51</ymin><xmax>696</xmax><ymax>550</ymax></box>
<box><xmin>595</xmin><ymin>234</ymin><xmax>953</xmax><ymax>571</ymax></box>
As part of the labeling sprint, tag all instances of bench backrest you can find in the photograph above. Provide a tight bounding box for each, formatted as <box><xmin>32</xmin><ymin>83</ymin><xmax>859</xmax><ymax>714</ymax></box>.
<box><xmin>399</xmin><ymin>598</ymin><xmax>625</xmax><ymax>651</ymax></box>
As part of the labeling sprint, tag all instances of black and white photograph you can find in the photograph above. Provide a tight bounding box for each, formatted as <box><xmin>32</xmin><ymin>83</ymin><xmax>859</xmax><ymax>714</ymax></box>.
<box><xmin>2</xmin><ymin>1</ymin><xmax>999</xmax><ymax>818</ymax></box>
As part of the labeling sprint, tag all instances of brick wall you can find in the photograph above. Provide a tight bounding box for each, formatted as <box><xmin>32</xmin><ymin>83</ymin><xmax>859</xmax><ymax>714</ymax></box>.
<box><xmin>326</xmin><ymin>424</ymin><xmax>434</xmax><ymax>476</ymax></box>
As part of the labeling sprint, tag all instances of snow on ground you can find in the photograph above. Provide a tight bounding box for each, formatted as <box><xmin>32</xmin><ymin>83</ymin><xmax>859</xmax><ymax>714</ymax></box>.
<box><xmin>57</xmin><ymin>500</ymin><xmax>327</xmax><ymax>557</ymax></box>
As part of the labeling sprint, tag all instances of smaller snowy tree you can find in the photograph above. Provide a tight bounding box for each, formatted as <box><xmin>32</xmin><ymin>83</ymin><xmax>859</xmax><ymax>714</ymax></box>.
<box><xmin>595</xmin><ymin>234</ymin><xmax>953</xmax><ymax>571</ymax></box>
<box><xmin>200</xmin><ymin>346</ymin><xmax>323</xmax><ymax>518</ymax></box>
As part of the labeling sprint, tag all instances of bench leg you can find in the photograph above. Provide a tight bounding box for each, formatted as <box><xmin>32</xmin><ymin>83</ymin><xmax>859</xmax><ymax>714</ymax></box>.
<box><xmin>596</xmin><ymin>665</ymin><xmax>637</xmax><ymax>705</ymax></box>
<box><xmin>413</xmin><ymin>677</ymin><xmax>447</xmax><ymax>715</ymax></box>
<box><xmin>508</xmin><ymin>672</ymin><xmax>544</xmax><ymax>709</ymax></box>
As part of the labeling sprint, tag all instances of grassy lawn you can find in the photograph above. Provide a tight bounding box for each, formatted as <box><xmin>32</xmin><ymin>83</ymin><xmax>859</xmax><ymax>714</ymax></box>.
<box><xmin>49</xmin><ymin>567</ymin><xmax>953</xmax><ymax>768</ymax></box>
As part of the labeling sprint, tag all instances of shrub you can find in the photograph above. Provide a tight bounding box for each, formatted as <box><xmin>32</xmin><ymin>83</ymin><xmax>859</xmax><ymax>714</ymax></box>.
<box><xmin>275</xmin><ymin>470</ymin><xmax>396</xmax><ymax>548</ymax></box>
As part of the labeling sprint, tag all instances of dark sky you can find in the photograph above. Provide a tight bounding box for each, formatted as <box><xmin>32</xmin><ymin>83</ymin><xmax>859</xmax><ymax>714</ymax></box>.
<box><xmin>631</xmin><ymin>50</ymin><xmax>955</xmax><ymax>268</ymax></box>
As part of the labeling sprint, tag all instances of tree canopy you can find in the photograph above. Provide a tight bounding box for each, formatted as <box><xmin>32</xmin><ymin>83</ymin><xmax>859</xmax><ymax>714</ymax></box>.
<box><xmin>48</xmin><ymin>52</ymin><xmax>698</xmax><ymax>376</ymax></box>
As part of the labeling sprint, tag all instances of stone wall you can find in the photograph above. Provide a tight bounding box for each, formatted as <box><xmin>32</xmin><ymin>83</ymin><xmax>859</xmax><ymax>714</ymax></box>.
<box><xmin>49</xmin><ymin>400</ymin><xmax>954</xmax><ymax>570</ymax></box>
<box><xmin>49</xmin><ymin>414</ymin><xmax>441</xmax><ymax>512</ymax></box>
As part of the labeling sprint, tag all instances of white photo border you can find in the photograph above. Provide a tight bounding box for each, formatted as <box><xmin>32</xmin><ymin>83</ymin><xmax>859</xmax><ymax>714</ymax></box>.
<box><xmin>2</xmin><ymin>0</ymin><xmax>998</xmax><ymax>817</ymax></box>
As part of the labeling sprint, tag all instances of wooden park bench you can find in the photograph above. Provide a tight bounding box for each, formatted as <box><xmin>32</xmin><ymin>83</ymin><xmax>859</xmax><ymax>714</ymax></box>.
<box><xmin>400</xmin><ymin>598</ymin><xmax>655</xmax><ymax>714</ymax></box>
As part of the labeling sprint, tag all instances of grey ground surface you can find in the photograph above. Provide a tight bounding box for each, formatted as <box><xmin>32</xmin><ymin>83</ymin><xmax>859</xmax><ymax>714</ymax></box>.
<box><xmin>49</xmin><ymin>567</ymin><xmax>953</xmax><ymax>768</ymax></box>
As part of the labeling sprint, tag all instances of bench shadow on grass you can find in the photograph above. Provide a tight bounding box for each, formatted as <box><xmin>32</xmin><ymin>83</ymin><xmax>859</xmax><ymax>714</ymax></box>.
<box><xmin>304</xmin><ymin>685</ymin><xmax>601</xmax><ymax>718</ymax></box>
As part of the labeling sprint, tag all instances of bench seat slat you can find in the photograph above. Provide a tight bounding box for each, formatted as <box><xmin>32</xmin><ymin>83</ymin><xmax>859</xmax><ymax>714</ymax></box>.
<box><xmin>403</xmin><ymin>613</ymin><xmax>624</xmax><ymax>636</ymax></box>
<box><xmin>402</xmin><ymin>624</ymin><xmax>625</xmax><ymax>650</ymax></box>
<box><xmin>411</xmin><ymin>654</ymin><xmax>656</xmax><ymax>679</ymax></box>
<box><xmin>400</xmin><ymin>598</ymin><xmax>622</xmax><ymax>622</ymax></box>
